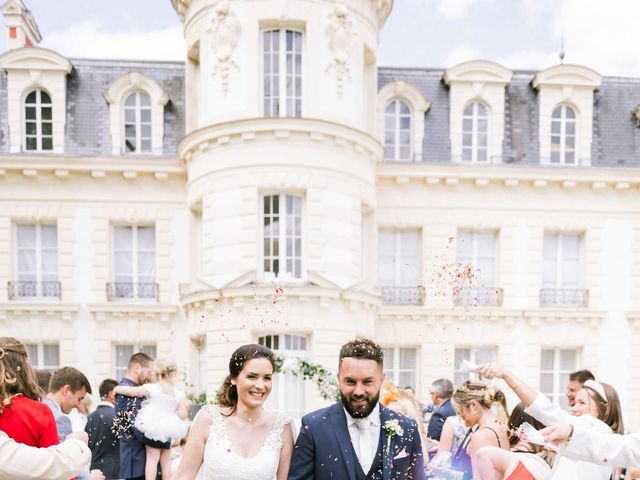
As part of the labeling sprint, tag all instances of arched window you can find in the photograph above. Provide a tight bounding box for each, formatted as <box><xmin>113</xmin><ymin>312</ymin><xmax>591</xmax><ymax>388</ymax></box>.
<box><xmin>384</xmin><ymin>100</ymin><xmax>412</xmax><ymax>161</ymax></box>
<box><xmin>24</xmin><ymin>90</ymin><xmax>52</xmax><ymax>151</ymax></box>
<box><xmin>550</xmin><ymin>105</ymin><xmax>576</xmax><ymax>164</ymax></box>
<box><xmin>123</xmin><ymin>92</ymin><xmax>152</xmax><ymax>153</ymax></box>
<box><xmin>462</xmin><ymin>102</ymin><xmax>488</xmax><ymax>162</ymax></box>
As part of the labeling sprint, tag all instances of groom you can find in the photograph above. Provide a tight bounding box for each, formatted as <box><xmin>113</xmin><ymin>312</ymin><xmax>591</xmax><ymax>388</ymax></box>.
<box><xmin>289</xmin><ymin>338</ymin><xmax>425</xmax><ymax>480</ymax></box>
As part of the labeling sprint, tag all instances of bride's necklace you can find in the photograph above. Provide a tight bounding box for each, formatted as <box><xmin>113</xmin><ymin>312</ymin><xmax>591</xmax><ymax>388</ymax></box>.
<box><xmin>241</xmin><ymin>407</ymin><xmax>263</xmax><ymax>423</ymax></box>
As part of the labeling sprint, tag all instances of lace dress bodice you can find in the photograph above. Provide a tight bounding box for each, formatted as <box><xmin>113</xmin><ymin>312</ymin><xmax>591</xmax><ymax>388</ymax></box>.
<box><xmin>201</xmin><ymin>406</ymin><xmax>289</xmax><ymax>480</ymax></box>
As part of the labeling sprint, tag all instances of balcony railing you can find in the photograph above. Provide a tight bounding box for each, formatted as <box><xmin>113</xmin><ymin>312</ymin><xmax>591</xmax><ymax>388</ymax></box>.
<box><xmin>540</xmin><ymin>288</ymin><xmax>589</xmax><ymax>308</ymax></box>
<box><xmin>382</xmin><ymin>286</ymin><xmax>425</xmax><ymax>306</ymax></box>
<box><xmin>453</xmin><ymin>287</ymin><xmax>503</xmax><ymax>307</ymax></box>
<box><xmin>107</xmin><ymin>282</ymin><xmax>159</xmax><ymax>301</ymax></box>
<box><xmin>8</xmin><ymin>280</ymin><xmax>61</xmax><ymax>300</ymax></box>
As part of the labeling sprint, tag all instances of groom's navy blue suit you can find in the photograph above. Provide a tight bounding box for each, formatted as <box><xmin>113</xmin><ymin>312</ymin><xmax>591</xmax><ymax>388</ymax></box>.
<box><xmin>288</xmin><ymin>402</ymin><xmax>425</xmax><ymax>480</ymax></box>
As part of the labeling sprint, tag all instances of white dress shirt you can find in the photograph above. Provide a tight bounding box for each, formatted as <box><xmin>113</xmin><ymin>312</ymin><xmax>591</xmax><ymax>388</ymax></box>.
<box><xmin>345</xmin><ymin>404</ymin><xmax>381</xmax><ymax>472</ymax></box>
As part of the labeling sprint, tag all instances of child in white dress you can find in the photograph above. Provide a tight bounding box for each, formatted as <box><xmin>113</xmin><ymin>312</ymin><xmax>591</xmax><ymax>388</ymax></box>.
<box><xmin>114</xmin><ymin>359</ymin><xmax>190</xmax><ymax>480</ymax></box>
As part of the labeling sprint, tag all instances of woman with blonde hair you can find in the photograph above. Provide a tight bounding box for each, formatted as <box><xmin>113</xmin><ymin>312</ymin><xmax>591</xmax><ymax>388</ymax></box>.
<box><xmin>114</xmin><ymin>358</ymin><xmax>190</xmax><ymax>480</ymax></box>
<box><xmin>449</xmin><ymin>381</ymin><xmax>510</xmax><ymax>479</ymax></box>
<box><xmin>0</xmin><ymin>337</ymin><xmax>58</xmax><ymax>447</ymax></box>
<box><xmin>479</xmin><ymin>364</ymin><xmax>623</xmax><ymax>480</ymax></box>
<box><xmin>386</xmin><ymin>389</ymin><xmax>429</xmax><ymax>454</ymax></box>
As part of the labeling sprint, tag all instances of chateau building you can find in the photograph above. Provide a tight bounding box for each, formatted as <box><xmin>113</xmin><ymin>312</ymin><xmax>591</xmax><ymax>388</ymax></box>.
<box><xmin>2</xmin><ymin>0</ymin><xmax>640</xmax><ymax>427</ymax></box>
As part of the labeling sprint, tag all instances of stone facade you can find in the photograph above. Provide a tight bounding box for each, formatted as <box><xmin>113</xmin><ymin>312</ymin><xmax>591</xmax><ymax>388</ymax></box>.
<box><xmin>1</xmin><ymin>0</ymin><xmax>640</xmax><ymax>427</ymax></box>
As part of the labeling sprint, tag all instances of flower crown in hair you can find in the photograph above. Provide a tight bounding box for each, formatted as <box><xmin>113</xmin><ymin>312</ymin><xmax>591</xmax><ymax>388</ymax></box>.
<box><xmin>0</xmin><ymin>348</ymin><xmax>5</xmax><ymax>360</ymax></box>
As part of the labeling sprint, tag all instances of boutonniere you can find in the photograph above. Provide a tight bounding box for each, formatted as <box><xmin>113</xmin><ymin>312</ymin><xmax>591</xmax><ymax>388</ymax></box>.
<box><xmin>383</xmin><ymin>419</ymin><xmax>404</xmax><ymax>453</ymax></box>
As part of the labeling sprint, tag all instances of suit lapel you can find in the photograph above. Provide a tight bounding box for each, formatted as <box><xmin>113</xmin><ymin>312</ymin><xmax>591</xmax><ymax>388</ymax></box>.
<box><xmin>380</xmin><ymin>406</ymin><xmax>392</xmax><ymax>480</ymax></box>
<box><xmin>329</xmin><ymin>404</ymin><xmax>357</xmax><ymax>480</ymax></box>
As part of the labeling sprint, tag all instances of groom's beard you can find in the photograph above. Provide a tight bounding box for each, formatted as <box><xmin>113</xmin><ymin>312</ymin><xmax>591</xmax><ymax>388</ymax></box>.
<box><xmin>341</xmin><ymin>390</ymin><xmax>380</xmax><ymax>419</ymax></box>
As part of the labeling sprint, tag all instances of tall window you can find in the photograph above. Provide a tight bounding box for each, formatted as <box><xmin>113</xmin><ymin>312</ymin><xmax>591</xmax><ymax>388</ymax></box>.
<box><xmin>454</xmin><ymin>346</ymin><xmax>496</xmax><ymax>385</ymax></box>
<box><xmin>378</xmin><ymin>230</ymin><xmax>422</xmax><ymax>305</ymax></box>
<box><xmin>263</xmin><ymin>29</ymin><xmax>302</xmax><ymax>117</ymax></box>
<box><xmin>13</xmin><ymin>224</ymin><xmax>59</xmax><ymax>299</ymax></box>
<box><xmin>111</xmin><ymin>226</ymin><xmax>156</xmax><ymax>300</ymax></box>
<box><xmin>258</xmin><ymin>334</ymin><xmax>306</xmax><ymax>418</ymax></box>
<box><xmin>550</xmin><ymin>105</ymin><xmax>576</xmax><ymax>165</ymax></box>
<box><xmin>25</xmin><ymin>343</ymin><xmax>60</xmax><ymax>372</ymax></box>
<box><xmin>124</xmin><ymin>92</ymin><xmax>152</xmax><ymax>153</ymax></box>
<box><xmin>542</xmin><ymin>233</ymin><xmax>585</xmax><ymax>307</ymax></box>
<box><xmin>455</xmin><ymin>231</ymin><xmax>499</xmax><ymax>305</ymax></box>
<box><xmin>462</xmin><ymin>102</ymin><xmax>488</xmax><ymax>162</ymax></box>
<box><xmin>262</xmin><ymin>194</ymin><xmax>303</xmax><ymax>280</ymax></box>
<box><xmin>384</xmin><ymin>100</ymin><xmax>412</xmax><ymax>161</ymax></box>
<box><xmin>540</xmin><ymin>348</ymin><xmax>577</xmax><ymax>411</ymax></box>
<box><xmin>24</xmin><ymin>90</ymin><xmax>53</xmax><ymax>151</ymax></box>
<box><xmin>113</xmin><ymin>343</ymin><xmax>157</xmax><ymax>380</ymax></box>
<box><xmin>383</xmin><ymin>347</ymin><xmax>418</xmax><ymax>389</ymax></box>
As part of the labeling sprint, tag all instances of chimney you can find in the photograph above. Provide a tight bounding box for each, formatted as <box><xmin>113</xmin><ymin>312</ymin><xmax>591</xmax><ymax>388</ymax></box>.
<box><xmin>2</xmin><ymin>0</ymin><xmax>41</xmax><ymax>50</ymax></box>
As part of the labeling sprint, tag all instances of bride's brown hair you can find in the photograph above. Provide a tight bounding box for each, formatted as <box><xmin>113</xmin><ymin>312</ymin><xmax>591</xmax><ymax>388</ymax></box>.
<box><xmin>216</xmin><ymin>344</ymin><xmax>276</xmax><ymax>416</ymax></box>
<box><xmin>0</xmin><ymin>337</ymin><xmax>41</xmax><ymax>415</ymax></box>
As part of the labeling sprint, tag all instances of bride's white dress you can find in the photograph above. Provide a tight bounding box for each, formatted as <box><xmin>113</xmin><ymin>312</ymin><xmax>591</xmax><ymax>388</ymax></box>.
<box><xmin>201</xmin><ymin>406</ymin><xmax>289</xmax><ymax>480</ymax></box>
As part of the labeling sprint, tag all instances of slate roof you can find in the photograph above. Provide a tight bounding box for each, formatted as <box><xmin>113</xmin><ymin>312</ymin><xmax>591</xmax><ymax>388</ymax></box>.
<box><xmin>0</xmin><ymin>58</ymin><xmax>185</xmax><ymax>156</ymax></box>
<box><xmin>379</xmin><ymin>66</ymin><xmax>640</xmax><ymax>169</ymax></box>
<box><xmin>0</xmin><ymin>57</ymin><xmax>640</xmax><ymax>168</ymax></box>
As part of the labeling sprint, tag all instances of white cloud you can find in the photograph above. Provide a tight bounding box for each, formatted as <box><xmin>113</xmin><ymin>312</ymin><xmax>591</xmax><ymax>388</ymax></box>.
<box><xmin>41</xmin><ymin>20</ymin><xmax>184</xmax><ymax>61</ymax></box>
<box><xmin>435</xmin><ymin>0</ymin><xmax>483</xmax><ymax>20</ymax></box>
<box><xmin>442</xmin><ymin>46</ymin><xmax>483</xmax><ymax>67</ymax></box>
<box><xmin>495</xmin><ymin>49</ymin><xmax>560</xmax><ymax>72</ymax></box>
<box><xmin>555</xmin><ymin>0</ymin><xmax>640</xmax><ymax>76</ymax></box>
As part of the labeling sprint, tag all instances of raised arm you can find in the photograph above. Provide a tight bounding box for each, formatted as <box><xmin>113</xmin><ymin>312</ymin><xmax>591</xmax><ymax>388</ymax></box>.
<box><xmin>113</xmin><ymin>385</ymin><xmax>150</xmax><ymax>397</ymax></box>
<box><xmin>544</xmin><ymin>423</ymin><xmax>640</xmax><ymax>468</ymax></box>
<box><xmin>174</xmin><ymin>408</ymin><xmax>211</xmax><ymax>480</ymax></box>
<box><xmin>276</xmin><ymin>422</ymin><xmax>294</xmax><ymax>480</ymax></box>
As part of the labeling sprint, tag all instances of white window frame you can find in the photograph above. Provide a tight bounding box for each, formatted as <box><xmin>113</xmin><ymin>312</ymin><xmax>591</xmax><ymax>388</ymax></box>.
<box><xmin>14</xmin><ymin>223</ymin><xmax>58</xmax><ymax>299</ymax></box>
<box><xmin>543</xmin><ymin>233</ymin><xmax>581</xmax><ymax>289</ymax></box>
<box><xmin>384</xmin><ymin>100</ymin><xmax>412</xmax><ymax>161</ymax></box>
<box><xmin>456</xmin><ymin>230</ymin><xmax>497</xmax><ymax>286</ymax></box>
<box><xmin>123</xmin><ymin>91</ymin><xmax>152</xmax><ymax>154</ymax></box>
<box><xmin>258</xmin><ymin>334</ymin><xmax>307</xmax><ymax>418</ymax></box>
<box><xmin>383</xmin><ymin>347</ymin><xmax>418</xmax><ymax>390</ymax></box>
<box><xmin>112</xmin><ymin>343</ymin><xmax>157</xmax><ymax>380</ymax></box>
<box><xmin>23</xmin><ymin>89</ymin><xmax>53</xmax><ymax>152</ymax></box>
<box><xmin>378</xmin><ymin>230</ymin><xmax>421</xmax><ymax>287</ymax></box>
<box><xmin>111</xmin><ymin>225</ymin><xmax>156</xmax><ymax>300</ymax></box>
<box><xmin>540</xmin><ymin>348</ymin><xmax>578</xmax><ymax>411</ymax></box>
<box><xmin>25</xmin><ymin>343</ymin><xmax>60</xmax><ymax>372</ymax></box>
<box><xmin>261</xmin><ymin>194</ymin><xmax>304</xmax><ymax>281</ymax></box>
<box><xmin>462</xmin><ymin>102</ymin><xmax>489</xmax><ymax>163</ymax></box>
<box><xmin>261</xmin><ymin>29</ymin><xmax>303</xmax><ymax>118</ymax></box>
<box><xmin>453</xmin><ymin>346</ymin><xmax>497</xmax><ymax>385</ymax></box>
<box><xmin>550</xmin><ymin>105</ymin><xmax>577</xmax><ymax>165</ymax></box>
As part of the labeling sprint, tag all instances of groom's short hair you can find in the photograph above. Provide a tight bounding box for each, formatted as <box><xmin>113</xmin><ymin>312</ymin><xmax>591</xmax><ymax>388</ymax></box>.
<box><xmin>339</xmin><ymin>338</ymin><xmax>384</xmax><ymax>368</ymax></box>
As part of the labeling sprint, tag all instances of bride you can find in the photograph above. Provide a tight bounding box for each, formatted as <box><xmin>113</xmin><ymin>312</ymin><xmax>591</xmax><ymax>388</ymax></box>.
<box><xmin>175</xmin><ymin>344</ymin><xmax>294</xmax><ymax>480</ymax></box>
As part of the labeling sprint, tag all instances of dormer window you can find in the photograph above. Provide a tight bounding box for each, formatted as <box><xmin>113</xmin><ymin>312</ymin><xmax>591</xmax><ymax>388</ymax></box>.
<box><xmin>462</xmin><ymin>102</ymin><xmax>488</xmax><ymax>162</ymax></box>
<box><xmin>550</xmin><ymin>105</ymin><xmax>576</xmax><ymax>165</ymax></box>
<box><xmin>24</xmin><ymin>89</ymin><xmax>52</xmax><ymax>151</ymax></box>
<box><xmin>384</xmin><ymin>100</ymin><xmax>412</xmax><ymax>161</ymax></box>
<box><xmin>124</xmin><ymin>92</ymin><xmax>152</xmax><ymax>153</ymax></box>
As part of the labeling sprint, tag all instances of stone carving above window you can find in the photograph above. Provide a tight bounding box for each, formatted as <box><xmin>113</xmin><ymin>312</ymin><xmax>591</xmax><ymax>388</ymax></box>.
<box><xmin>325</xmin><ymin>4</ymin><xmax>356</xmax><ymax>97</ymax></box>
<box><xmin>207</xmin><ymin>0</ymin><xmax>241</xmax><ymax>96</ymax></box>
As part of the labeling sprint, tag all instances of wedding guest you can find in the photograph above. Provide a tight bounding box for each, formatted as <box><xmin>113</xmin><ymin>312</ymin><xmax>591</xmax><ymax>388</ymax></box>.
<box><xmin>449</xmin><ymin>381</ymin><xmax>509</xmax><ymax>480</ymax></box>
<box><xmin>566</xmin><ymin>369</ymin><xmax>595</xmax><ymax>407</ymax></box>
<box><xmin>386</xmin><ymin>389</ymin><xmax>428</xmax><ymax>455</ymax></box>
<box><xmin>475</xmin><ymin>403</ymin><xmax>553</xmax><ymax>480</ymax></box>
<box><xmin>0</xmin><ymin>430</ymin><xmax>92</xmax><ymax>480</ymax></box>
<box><xmin>436</xmin><ymin>414</ymin><xmax>469</xmax><ymax>455</ymax></box>
<box><xmin>86</xmin><ymin>379</ymin><xmax>120</xmax><ymax>479</ymax></box>
<box><xmin>0</xmin><ymin>337</ymin><xmax>59</xmax><ymax>447</ymax></box>
<box><xmin>43</xmin><ymin>366</ymin><xmax>92</xmax><ymax>443</ymax></box>
<box><xmin>34</xmin><ymin>368</ymin><xmax>53</xmax><ymax>395</ymax></box>
<box><xmin>479</xmin><ymin>364</ymin><xmax>622</xmax><ymax>480</ymax></box>
<box><xmin>427</xmin><ymin>378</ymin><xmax>456</xmax><ymax>442</ymax></box>
<box><xmin>175</xmin><ymin>344</ymin><xmax>294</xmax><ymax>480</ymax></box>
<box><xmin>115</xmin><ymin>352</ymin><xmax>155</xmax><ymax>480</ymax></box>
<box><xmin>114</xmin><ymin>359</ymin><xmax>190</xmax><ymax>480</ymax></box>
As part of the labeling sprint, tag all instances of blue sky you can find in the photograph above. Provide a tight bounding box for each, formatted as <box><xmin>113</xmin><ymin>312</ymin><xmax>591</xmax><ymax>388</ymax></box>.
<box><xmin>2</xmin><ymin>0</ymin><xmax>639</xmax><ymax>77</ymax></box>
